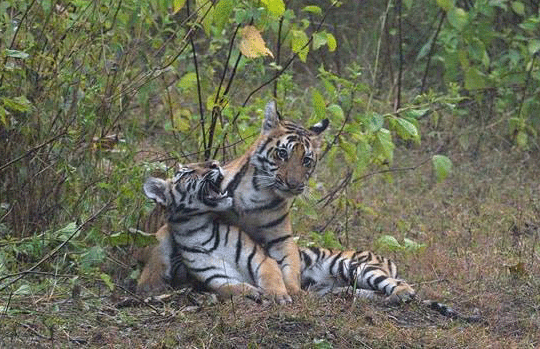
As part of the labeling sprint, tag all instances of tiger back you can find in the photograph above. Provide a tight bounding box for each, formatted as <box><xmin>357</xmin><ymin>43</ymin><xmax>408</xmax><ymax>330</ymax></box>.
<box><xmin>142</xmin><ymin>161</ymin><xmax>291</xmax><ymax>304</ymax></box>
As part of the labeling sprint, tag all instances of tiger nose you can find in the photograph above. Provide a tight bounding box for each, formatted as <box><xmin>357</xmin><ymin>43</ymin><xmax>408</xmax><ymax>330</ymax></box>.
<box><xmin>287</xmin><ymin>180</ymin><xmax>305</xmax><ymax>194</ymax></box>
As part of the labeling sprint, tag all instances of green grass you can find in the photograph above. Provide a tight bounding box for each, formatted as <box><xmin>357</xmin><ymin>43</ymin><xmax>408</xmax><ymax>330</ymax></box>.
<box><xmin>2</xmin><ymin>126</ymin><xmax>539</xmax><ymax>348</ymax></box>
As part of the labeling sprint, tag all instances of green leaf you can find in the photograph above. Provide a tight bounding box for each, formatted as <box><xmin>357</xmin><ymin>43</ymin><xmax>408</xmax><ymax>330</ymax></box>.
<box><xmin>464</xmin><ymin>68</ymin><xmax>486</xmax><ymax>90</ymax></box>
<box><xmin>340</xmin><ymin>141</ymin><xmax>356</xmax><ymax>164</ymax></box>
<box><xmin>326</xmin><ymin>33</ymin><xmax>337</xmax><ymax>52</ymax></box>
<box><xmin>432</xmin><ymin>154</ymin><xmax>453</xmax><ymax>182</ymax></box>
<box><xmin>403</xmin><ymin>237</ymin><xmax>427</xmax><ymax>252</ymax></box>
<box><xmin>177</xmin><ymin>72</ymin><xmax>197</xmax><ymax>91</ymax></box>
<box><xmin>5</xmin><ymin>49</ymin><xmax>29</xmax><ymax>59</ymax></box>
<box><xmin>436</xmin><ymin>0</ymin><xmax>453</xmax><ymax>11</ymax></box>
<box><xmin>81</xmin><ymin>246</ymin><xmax>106</xmax><ymax>269</ymax></box>
<box><xmin>511</xmin><ymin>1</ymin><xmax>525</xmax><ymax>15</ymax></box>
<box><xmin>403</xmin><ymin>108</ymin><xmax>429</xmax><ymax>119</ymax></box>
<box><xmin>302</xmin><ymin>5</ymin><xmax>322</xmax><ymax>15</ymax></box>
<box><xmin>326</xmin><ymin>104</ymin><xmax>344</xmax><ymax>123</ymax></box>
<box><xmin>447</xmin><ymin>7</ymin><xmax>469</xmax><ymax>31</ymax></box>
<box><xmin>312</xmin><ymin>32</ymin><xmax>327</xmax><ymax>51</ymax></box>
<box><xmin>261</xmin><ymin>0</ymin><xmax>285</xmax><ymax>17</ymax></box>
<box><xmin>1</xmin><ymin>96</ymin><xmax>32</xmax><ymax>113</ymax></box>
<box><xmin>528</xmin><ymin>39</ymin><xmax>540</xmax><ymax>55</ymax></box>
<box><xmin>395</xmin><ymin>118</ymin><xmax>419</xmax><ymax>141</ymax></box>
<box><xmin>14</xmin><ymin>284</ymin><xmax>31</xmax><ymax>295</ymax></box>
<box><xmin>172</xmin><ymin>0</ymin><xmax>187</xmax><ymax>14</ymax></box>
<box><xmin>291</xmin><ymin>29</ymin><xmax>309</xmax><ymax>62</ymax></box>
<box><xmin>373</xmin><ymin>128</ymin><xmax>394</xmax><ymax>164</ymax></box>
<box><xmin>55</xmin><ymin>222</ymin><xmax>78</xmax><ymax>240</ymax></box>
<box><xmin>312</xmin><ymin>89</ymin><xmax>326</xmax><ymax>120</ymax></box>
<box><xmin>376</xmin><ymin>235</ymin><xmax>403</xmax><ymax>251</ymax></box>
<box><xmin>0</xmin><ymin>106</ymin><xmax>7</xmax><ymax>127</ymax></box>
<box><xmin>367</xmin><ymin>112</ymin><xmax>384</xmax><ymax>133</ymax></box>
<box><xmin>213</xmin><ymin>0</ymin><xmax>234</xmax><ymax>33</ymax></box>
<box><xmin>108</xmin><ymin>229</ymin><xmax>158</xmax><ymax>247</ymax></box>
<box><xmin>100</xmin><ymin>273</ymin><xmax>115</xmax><ymax>291</ymax></box>
<box><xmin>516</xmin><ymin>130</ymin><xmax>528</xmax><ymax>149</ymax></box>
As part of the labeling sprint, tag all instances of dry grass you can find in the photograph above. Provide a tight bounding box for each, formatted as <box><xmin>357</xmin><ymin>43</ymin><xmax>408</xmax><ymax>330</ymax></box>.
<box><xmin>2</xmin><ymin>129</ymin><xmax>540</xmax><ymax>349</ymax></box>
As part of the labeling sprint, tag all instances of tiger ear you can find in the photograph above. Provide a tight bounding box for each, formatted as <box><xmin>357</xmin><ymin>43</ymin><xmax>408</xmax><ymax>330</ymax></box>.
<box><xmin>143</xmin><ymin>177</ymin><xmax>171</xmax><ymax>206</ymax></box>
<box><xmin>262</xmin><ymin>100</ymin><xmax>280</xmax><ymax>135</ymax></box>
<box><xmin>309</xmin><ymin>119</ymin><xmax>329</xmax><ymax>135</ymax></box>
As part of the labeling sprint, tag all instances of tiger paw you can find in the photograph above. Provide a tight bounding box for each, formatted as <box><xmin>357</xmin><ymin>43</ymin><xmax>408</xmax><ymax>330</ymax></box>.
<box><xmin>385</xmin><ymin>283</ymin><xmax>416</xmax><ymax>304</ymax></box>
<box><xmin>274</xmin><ymin>293</ymin><xmax>293</xmax><ymax>304</ymax></box>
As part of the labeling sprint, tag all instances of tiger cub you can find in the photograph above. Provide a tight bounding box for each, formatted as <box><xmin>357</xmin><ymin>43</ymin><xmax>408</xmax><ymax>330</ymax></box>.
<box><xmin>218</xmin><ymin>100</ymin><xmax>328</xmax><ymax>294</ymax></box>
<box><xmin>139</xmin><ymin>100</ymin><xmax>329</xmax><ymax>295</ymax></box>
<box><xmin>142</xmin><ymin>161</ymin><xmax>291</xmax><ymax>304</ymax></box>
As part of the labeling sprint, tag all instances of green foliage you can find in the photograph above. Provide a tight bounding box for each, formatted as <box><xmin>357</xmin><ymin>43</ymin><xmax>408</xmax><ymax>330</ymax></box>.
<box><xmin>432</xmin><ymin>155</ymin><xmax>453</xmax><ymax>182</ymax></box>
<box><xmin>306</xmin><ymin>231</ymin><xmax>343</xmax><ymax>250</ymax></box>
<box><xmin>430</xmin><ymin>0</ymin><xmax>540</xmax><ymax>148</ymax></box>
<box><xmin>375</xmin><ymin>235</ymin><xmax>426</xmax><ymax>253</ymax></box>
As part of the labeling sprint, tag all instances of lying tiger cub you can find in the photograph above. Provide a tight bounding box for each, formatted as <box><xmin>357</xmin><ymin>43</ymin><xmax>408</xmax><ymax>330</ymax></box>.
<box><xmin>142</xmin><ymin>161</ymin><xmax>415</xmax><ymax>304</ymax></box>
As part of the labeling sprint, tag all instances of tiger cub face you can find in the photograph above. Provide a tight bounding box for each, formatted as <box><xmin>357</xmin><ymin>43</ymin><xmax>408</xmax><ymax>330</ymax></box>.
<box><xmin>252</xmin><ymin>101</ymin><xmax>329</xmax><ymax>198</ymax></box>
<box><xmin>143</xmin><ymin>160</ymin><xmax>232</xmax><ymax>219</ymax></box>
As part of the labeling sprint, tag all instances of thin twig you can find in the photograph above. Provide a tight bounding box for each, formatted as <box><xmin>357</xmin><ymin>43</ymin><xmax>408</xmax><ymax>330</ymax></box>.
<box><xmin>395</xmin><ymin>0</ymin><xmax>403</xmax><ymax>112</ymax></box>
<box><xmin>186</xmin><ymin>0</ymin><xmax>208</xmax><ymax>160</ymax></box>
<box><xmin>420</xmin><ymin>10</ymin><xmax>446</xmax><ymax>93</ymax></box>
<box><xmin>0</xmin><ymin>132</ymin><xmax>67</xmax><ymax>173</ymax></box>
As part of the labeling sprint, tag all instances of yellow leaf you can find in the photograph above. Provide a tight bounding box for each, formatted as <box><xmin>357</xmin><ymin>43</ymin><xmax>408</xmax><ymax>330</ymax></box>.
<box><xmin>239</xmin><ymin>26</ymin><xmax>274</xmax><ymax>59</ymax></box>
<box><xmin>173</xmin><ymin>0</ymin><xmax>187</xmax><ymax>14</ymax></box>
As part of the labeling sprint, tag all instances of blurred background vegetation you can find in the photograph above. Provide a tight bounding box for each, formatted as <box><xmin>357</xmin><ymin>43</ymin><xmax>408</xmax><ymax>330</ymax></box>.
<box><xmin>1</xmin><ymin>0</ymin><xmax>539</xmax><ymax>316</ymax></box>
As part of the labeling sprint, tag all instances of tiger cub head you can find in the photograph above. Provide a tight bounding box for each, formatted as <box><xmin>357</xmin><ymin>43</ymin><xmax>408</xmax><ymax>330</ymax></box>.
<box><xmin>143</xmin><ymin>160</ymin><xmax>232</xmax><ymax>221</ymax></box>
<box><xmin>251</xmin><ymin>101</ymin><xmax>329</xmax><ymax>198</ymax></box>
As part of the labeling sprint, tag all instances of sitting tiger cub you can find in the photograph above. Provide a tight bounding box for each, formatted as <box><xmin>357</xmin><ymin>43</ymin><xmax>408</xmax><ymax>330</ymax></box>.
<box><xmin>142</xmin><ymin>161</ymin><xmax>416</xmax><ymax>304</ymax></box>
<box><xmin>143</xmin><ymin>161</ymin><xmax>292</xmax><ymax>304</ymax></box>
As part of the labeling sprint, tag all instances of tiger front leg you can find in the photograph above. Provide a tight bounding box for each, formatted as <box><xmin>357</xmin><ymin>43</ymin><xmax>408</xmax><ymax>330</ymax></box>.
<box><xmin>265</xmin><ymin>237</ymin><xmax>302</xmax><ymax>296</ymax></box>
<box><xmin>256</xmin><ymin>257</ymin><xmax>292</xmax><ymax>304</ymax></box>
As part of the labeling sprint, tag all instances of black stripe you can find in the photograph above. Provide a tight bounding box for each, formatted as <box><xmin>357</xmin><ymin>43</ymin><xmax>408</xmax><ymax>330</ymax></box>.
<box><xmin>209</xmin><ymin>220</ymin><xmax>221</xmax><ymax>252</ymax></box>
<box><xmin>328</xmin><ymin>252</ymin><xmax>343</xmax><ymax>271</ymax></box>
<box><xmin>235</xmin><ymin>230</ymin><xmax>242</xmax><ymax>264</ymax></box>
<box><xmin>256</xmin><ymin>137</ymin><xmax>274</xmax><ymax>155</ymax></box>
<box><xmin>201</xmin><ymin>227</ymin><xmax>216</xmax><ymax>246</ymax></box>
<box><xmin>224</xmin><ymin>225</ymin><xmax>230</xmax><ymax>245</ymax></box>
<box><xmin>225</xmin><ymin>161</ymin><xmax>249</xmax><ymax>193</ymax></box>
<box><xmin>258</xmin><ymin>213</ymin><xmax>288</xmax><ymax>229</ymax></box>
<box><xmin>203</xmin><ymin>274</ymin><xmax>230</xmax><ymax>287</ymax></box>
<box><xmin>338</xmin><ymin>259</ymin><xmax>348</xmax><ymax>281</ymax></box>
<box><xmin>244</xmin><ymin>197</ymin><xmax>285</xmax><ymax>213</ymax></box>
<box><xmin>177</xmin><ymin>244</ymin><xmax>208</xmax><ymax>254</ymax></box>
<box><xmin>300</xmin><ymin>250</ymin><xmax>312</xmax><ymax>267</ymax></box>
<box><xmin>372</xmin><ymin>275</ymin><xmax>387</xmax><ymax>289</ymax></box>
<box><xmin>264</xmin><ymin>234</ymin><xmax>292</xmax><ymax>250</ymax></box>
<box><xmin>247</xmin><ymin>244</ymin><xmax>258</xmax><ymax>283</ymax></box>
<box><xmin>275</xmin><ymin>255</ymin><xmax>286</xmax><ymax>265</ymax></box>
<box><xmin>308</xmin><ymin>246</ymin><xmax>322</xmax><ymax>262</ymax></box>
<box><xmin>185</xmin><ymin>221</ymin><xmax>211</xmax><ymax>236</ymax></box>
<box><xmin>188</xmin><ymin>266</ymin><xmax>218</xmax><ymax>272</ymax></box>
